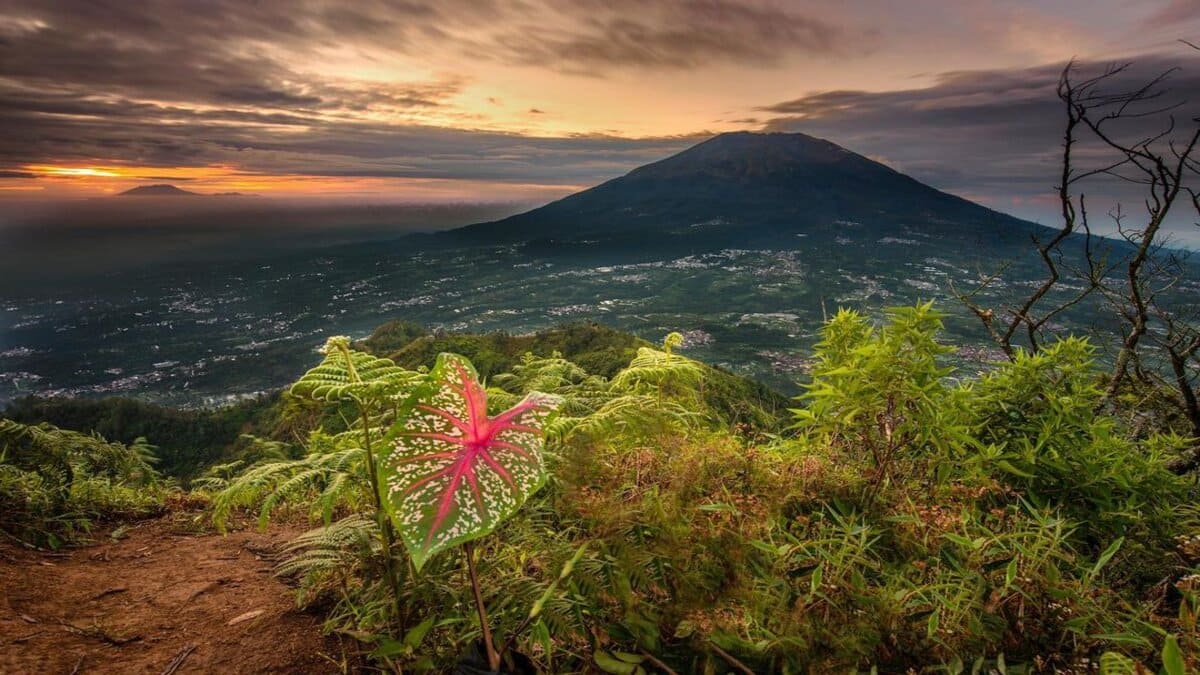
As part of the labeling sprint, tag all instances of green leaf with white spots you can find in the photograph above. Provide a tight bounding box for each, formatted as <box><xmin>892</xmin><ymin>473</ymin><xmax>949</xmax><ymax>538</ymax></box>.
<box><xmin>379</xmin><ymin>353</ymin><xmax>561</xmax><ymax>570</ymax></box>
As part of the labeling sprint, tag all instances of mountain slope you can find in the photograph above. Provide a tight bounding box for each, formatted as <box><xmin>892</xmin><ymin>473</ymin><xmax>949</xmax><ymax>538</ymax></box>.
<box><xmin>118</xmin><ymin>184</ymin><xmax>198</xmax><ymax>196</ymax></box>
<box><xmin>450</xmin><ymin>131</ymin><xmax>1047</xmax><ymax>246</ymax></box>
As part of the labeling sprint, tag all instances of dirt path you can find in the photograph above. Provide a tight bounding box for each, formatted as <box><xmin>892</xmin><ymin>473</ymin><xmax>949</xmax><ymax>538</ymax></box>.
<box><xmin>0</xmin><ymin>514</ymin><xmax>352</xmax><ymax>674</ymax></box>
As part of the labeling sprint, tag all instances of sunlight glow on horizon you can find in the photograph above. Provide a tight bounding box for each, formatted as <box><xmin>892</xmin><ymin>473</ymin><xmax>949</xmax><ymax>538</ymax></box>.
<box><xmin>5</xmin><ymin>163</ymin><xmax>586</xmax><ymax>203</ymax></box>
<box><xmin>27</xmin><ymin>166</ymin><xmax>123</xmax><ymax>178</ymax></box>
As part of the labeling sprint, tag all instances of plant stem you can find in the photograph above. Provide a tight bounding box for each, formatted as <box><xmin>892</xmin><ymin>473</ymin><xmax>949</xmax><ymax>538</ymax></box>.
<box><xmin>465</xmin><ymin>541</ymin><xmax>500</xmax><ymax>672</ymax></box>
<box><xmin>640</xmin><ymin>651</ymin><xmax>679</xmax><ymax>675</ymax></box>
<box><xmin>360</xmin><ymin>403</ymin><xmax>406</xmax><ymax>630</ymax></box>
<box><xmin>337</xmin><ymin>345</ymin><xmax>406</xmax><ymax>626</ymax></box>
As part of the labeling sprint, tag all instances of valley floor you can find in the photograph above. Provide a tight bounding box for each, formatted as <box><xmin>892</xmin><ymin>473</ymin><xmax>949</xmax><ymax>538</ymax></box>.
<box><xmin>0</xmin><ymin>514</ymin><xmax>348</xmax><ymax>674</ymax></box>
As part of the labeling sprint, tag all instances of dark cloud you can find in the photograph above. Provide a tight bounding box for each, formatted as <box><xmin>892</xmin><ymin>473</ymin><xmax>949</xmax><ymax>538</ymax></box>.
<box><xmin>759</xmin><ymin>55</ymin><xmax>1200</xmax><ymax>236</ymax></box>
<box><xmin>0</xmin><ymin>73</ymin><xmax>700</xmax><ymax>183</ymax></box>
<box><xmin>0</xmin><ymin>0</ymin><xmax>860</xmax><ymax>104</ymax></box>
<box><xmin>0</xmin><ymin>0</ymin><xmax>775</xmax><ymax>186</ymax></box>
<box><xmin>488</xmin><ymin>0</ymin><xmax>862</xmax><ymax>73</ymax></box>
<box><xmin>0</xmin><ymin>170</ymin><xmax>34</xmax><ymax>178</ymax></box>
<box><xmin>214</xmin><ymin>85</ymin><xmax>324</xmax><ymax>108</ymax></box>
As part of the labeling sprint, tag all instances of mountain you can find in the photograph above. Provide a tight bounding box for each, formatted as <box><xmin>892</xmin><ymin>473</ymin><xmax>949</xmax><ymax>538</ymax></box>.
<box><xmin>117</xmin><ymin>184</ymin><xmax>199</xmax><ymax>197</ymax></box>
<box><xmin>450</xmin><ymin>131</ymin><xmax>1048</xmax><ymax>247</ymax></box>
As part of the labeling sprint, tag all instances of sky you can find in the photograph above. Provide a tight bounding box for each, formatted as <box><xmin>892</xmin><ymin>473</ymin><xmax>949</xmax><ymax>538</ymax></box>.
<box><xmin>2</xmin><ymin>0</ymin><xmax>1200</xmax><ymax>235</ymax></box>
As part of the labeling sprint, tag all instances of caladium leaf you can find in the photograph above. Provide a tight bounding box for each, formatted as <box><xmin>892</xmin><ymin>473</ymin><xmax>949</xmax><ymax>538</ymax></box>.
<box><xmin>380</xmin><ymin>353</ymin><xmax>561</xmax><ymax>570</ymax></box>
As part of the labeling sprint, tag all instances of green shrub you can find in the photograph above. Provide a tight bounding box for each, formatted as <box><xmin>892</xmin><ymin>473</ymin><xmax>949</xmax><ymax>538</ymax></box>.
<box><xmin>0</xmin><ymin>418</ymin><xmax>166</xmax><ymax>547</ymax></box>
<box><xmin>791</xmin><ymin>303</ymin><xmax>973</xmax><ymax>500</ymax></box>
<box><xmin>204</xmin><ymin>305</ymin><xmax>1195</xmax><ymax>672</ymax></box>
<box><xmin>966</xmin><ymin>338</ymin><xmax>1187</xmax><ymax>561</ymax></box>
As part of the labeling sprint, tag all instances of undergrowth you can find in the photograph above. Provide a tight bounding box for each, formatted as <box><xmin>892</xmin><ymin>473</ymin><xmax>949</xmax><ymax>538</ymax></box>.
<box><xmin>16</xmin><ymin>304</ymin><xmax>1197</xmax><ymax>672</ymax></box>
<box><xmin>0</xmin><ymin>418</ymin><xmax>167</xmax><ymax>548</ymax></box>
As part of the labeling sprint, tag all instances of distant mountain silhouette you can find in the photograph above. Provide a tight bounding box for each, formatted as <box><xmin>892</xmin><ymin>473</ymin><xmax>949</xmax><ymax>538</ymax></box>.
<box><xmin>450</xmin><ymin>131</ymin><xmax>1048</xmax><ymax>247</ymax></box>
<box><xmin>117</xmin><ymin>184</ymin><xmax>199</xmax><ymax>197</ymax></box>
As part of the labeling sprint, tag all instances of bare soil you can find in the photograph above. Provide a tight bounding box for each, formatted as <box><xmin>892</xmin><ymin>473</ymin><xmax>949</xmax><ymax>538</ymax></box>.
<box><xmin>0</xmin><ymin>514</ymin><xmax>354</xmax><ymax>674</ymax></box>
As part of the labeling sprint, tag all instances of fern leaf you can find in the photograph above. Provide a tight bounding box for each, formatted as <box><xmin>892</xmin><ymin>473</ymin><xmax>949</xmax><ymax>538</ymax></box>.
<box><xmin>291</xmin><ymin>336</ymin><xmax>421</xmax><ymax>402</ymax></box>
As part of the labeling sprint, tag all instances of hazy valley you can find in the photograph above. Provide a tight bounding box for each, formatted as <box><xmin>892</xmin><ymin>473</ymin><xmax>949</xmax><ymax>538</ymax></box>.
<box><xmin>0</xmin><ymin>133</ymin><xmax>1143</xmax><ymax>406</ymax></box>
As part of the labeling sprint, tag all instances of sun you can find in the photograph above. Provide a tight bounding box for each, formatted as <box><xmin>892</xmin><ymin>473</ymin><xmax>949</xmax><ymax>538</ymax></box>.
<box><xmin>26</xmin><ymin>165</ymin><xmax>124</xmax><ymax>178</ymax></box>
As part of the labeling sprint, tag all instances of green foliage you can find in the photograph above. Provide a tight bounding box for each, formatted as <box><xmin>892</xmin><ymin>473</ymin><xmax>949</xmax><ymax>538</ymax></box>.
<box><xmin>582</xmin><ymin>344</ymin><xmax>702</xmax><ymax>430</ymax></box>
<box><xmin>356</xmin><ymin>319</ymin><xmax>428</xmax><ymax>356</ymax></box>
<box><xmin>198</xmin><ymin>306</ymin><xmax>1197</xmax><ymax>672</ymax></box>
<box><xmin>275</xmin><ymin>513</ymin><xmax>380</xmax><ymax>606</ymax></box>
<box><xmin>209</xmin><ymin>430</ymin><xmax>370</xmax><ymax>530</ymax></box>
<box><xmin>0</xmin><ymin>418</ymin><xmax>165</xmax><ymax>547</ymax></box>
<box><xmin>24</xmin><ymin>310</ymin><xmax>1200</xmax><ymax>669</ymax></box>
<box><xmin>488</xmin><ymin>338</ymin><xmax>721</xmax><ymax>444</ymax></box>
<box><xmin>2</xmin><ymin>393</ymin><xmax>281</xmax><ymax>479</ymax></box>
<box><xmin>792</xmin><ymin>303</ymin><xmax>971</xmax><ymax>493</ymax></box>
<box><xmin>382</xmin><ymin>322</ymin><xmax>645</xmax><ymax>380</ymax></box>
<box><xmin>792</xmin><ymin>306</ymin><xmax>1185</xmax><ymax>546</ymax></box>
<box><xmin>611</xmin><ymin>339</ymin><xmax>703</xmax><ymax>394</ymax></box>
<box><xmin>967</xmin><ymin>338</ymin><xmax>1186</xmax><ymax>544</ymax></box>
<box><xmin>209</xmin><ymin>347</ymin><xmax>411</xmax><ymax>533</ymax></box>
<box><xmin>292</xmin><ymin>336</ymin><xmax>422</xmax><ymax>403</ymax></box>
<box><xmin>209</xmin><ymin>333</ymin><xmax>751</xmax><ymax>667</ymax></box>
<box><xmin>1101</xmin><ymin>634</ymin><xmax>1193</xmax><ymax>675</ymax></box>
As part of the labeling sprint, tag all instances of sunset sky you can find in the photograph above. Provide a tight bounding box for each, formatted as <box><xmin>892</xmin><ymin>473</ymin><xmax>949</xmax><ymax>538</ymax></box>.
<box><xmin>2</xmin><ymin>0</ymin><xmax>1200</xmax><ymax>227</ymax></box>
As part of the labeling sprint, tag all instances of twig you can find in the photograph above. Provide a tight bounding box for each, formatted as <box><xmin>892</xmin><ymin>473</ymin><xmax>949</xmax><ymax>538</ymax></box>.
<box><xmin>60</xmin><ymin>620</ymin><xmax>142</xmax><ymax>646</ymax></box>
<box><xmin>11</xmin><ymin>630</ymin><xmax>45</xmax><ymax>644</ymax></box>
<box><xmin>709</xmin><ymin>642</ymin><xmax>755</xmax><ymax>675</ymax></box>
<box><xmin>160</xmin><ymin>644</ymin><xmax>197</xmax><ymax>675</ymax></box>
<box><xmin>183</xmin><ymin>581</ymin><xmax>219</xmax><ymax>604</ymax></box>
<box><xmin>0</xmin><ymin>528</ymin><xmax>41</xmax><ymax>550</ymax></box>
<box><xmin>69</xmin><ymin>655</ymin><xmax>84</xmax><ymax>675</ymax></box>
<box><xmin>90</xmin><ymin>587</ymin><xmax>128</xmax><ymax>600</ymax></box>
<box><xmin>640</xmin><ymin>650</ymin><xmax>680</xmax><ymax>675</ymax></box>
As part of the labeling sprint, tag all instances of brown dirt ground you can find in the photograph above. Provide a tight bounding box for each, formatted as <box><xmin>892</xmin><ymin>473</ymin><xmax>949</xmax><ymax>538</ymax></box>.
<box><xmin>0</xmin><ymin>513</ymin><xmax>357</xmax><ymax>674</ymax></box>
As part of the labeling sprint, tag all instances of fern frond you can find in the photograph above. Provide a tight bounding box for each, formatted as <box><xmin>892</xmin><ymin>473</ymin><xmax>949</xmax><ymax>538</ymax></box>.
<box><xmin>291</xmin><ymin>336</ymin><xmax>422</xmax><ymax>403</ymax></box>
<box><xmin>611</xmin><ymin>346</ymin><xmax>704</xmax><ymax>392</ymax></box>
<box><xmin>276</xmin><ymin>514</ymin><xmax>380</xmax><ymax>605</ymax></box>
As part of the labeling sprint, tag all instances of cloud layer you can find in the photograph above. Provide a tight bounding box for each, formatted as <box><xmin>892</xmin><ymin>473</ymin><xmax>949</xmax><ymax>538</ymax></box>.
<box><xmin>0</xmin><ymin>0</ymin><xmax>860</xmax><ymax>192</ymax></box>
<box><xmin>1</xmin><ymin>0</ymin><xmax>1200</xmax><ymax>241</ymax></box>
<box><xmin>760</xmin><ymin>55</ymin><xmax>1200</xmax><ymax>237</ymax></box>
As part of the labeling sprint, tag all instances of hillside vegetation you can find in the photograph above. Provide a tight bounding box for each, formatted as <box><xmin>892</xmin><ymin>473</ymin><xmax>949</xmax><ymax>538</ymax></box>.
<box><xmin>4</xmin><ymin>322</ymin><xmax>787</xmax><ymax>481</ymax></box>
<box><xmin>0</xmin><ymin>417</ymin><xmax>166</xmax><ymax>547</ymax></box>
<box><xmin>7</xmin><ymin>307</ymin><xmax>1194</xmax><ymax>672</ymax></box>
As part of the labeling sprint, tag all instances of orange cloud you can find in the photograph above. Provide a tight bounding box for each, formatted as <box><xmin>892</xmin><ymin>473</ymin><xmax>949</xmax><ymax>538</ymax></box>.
<box><xmin>4</xmin><ymin>163</ymin><xmax>583</xmax><ymax>202</ymax></box>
